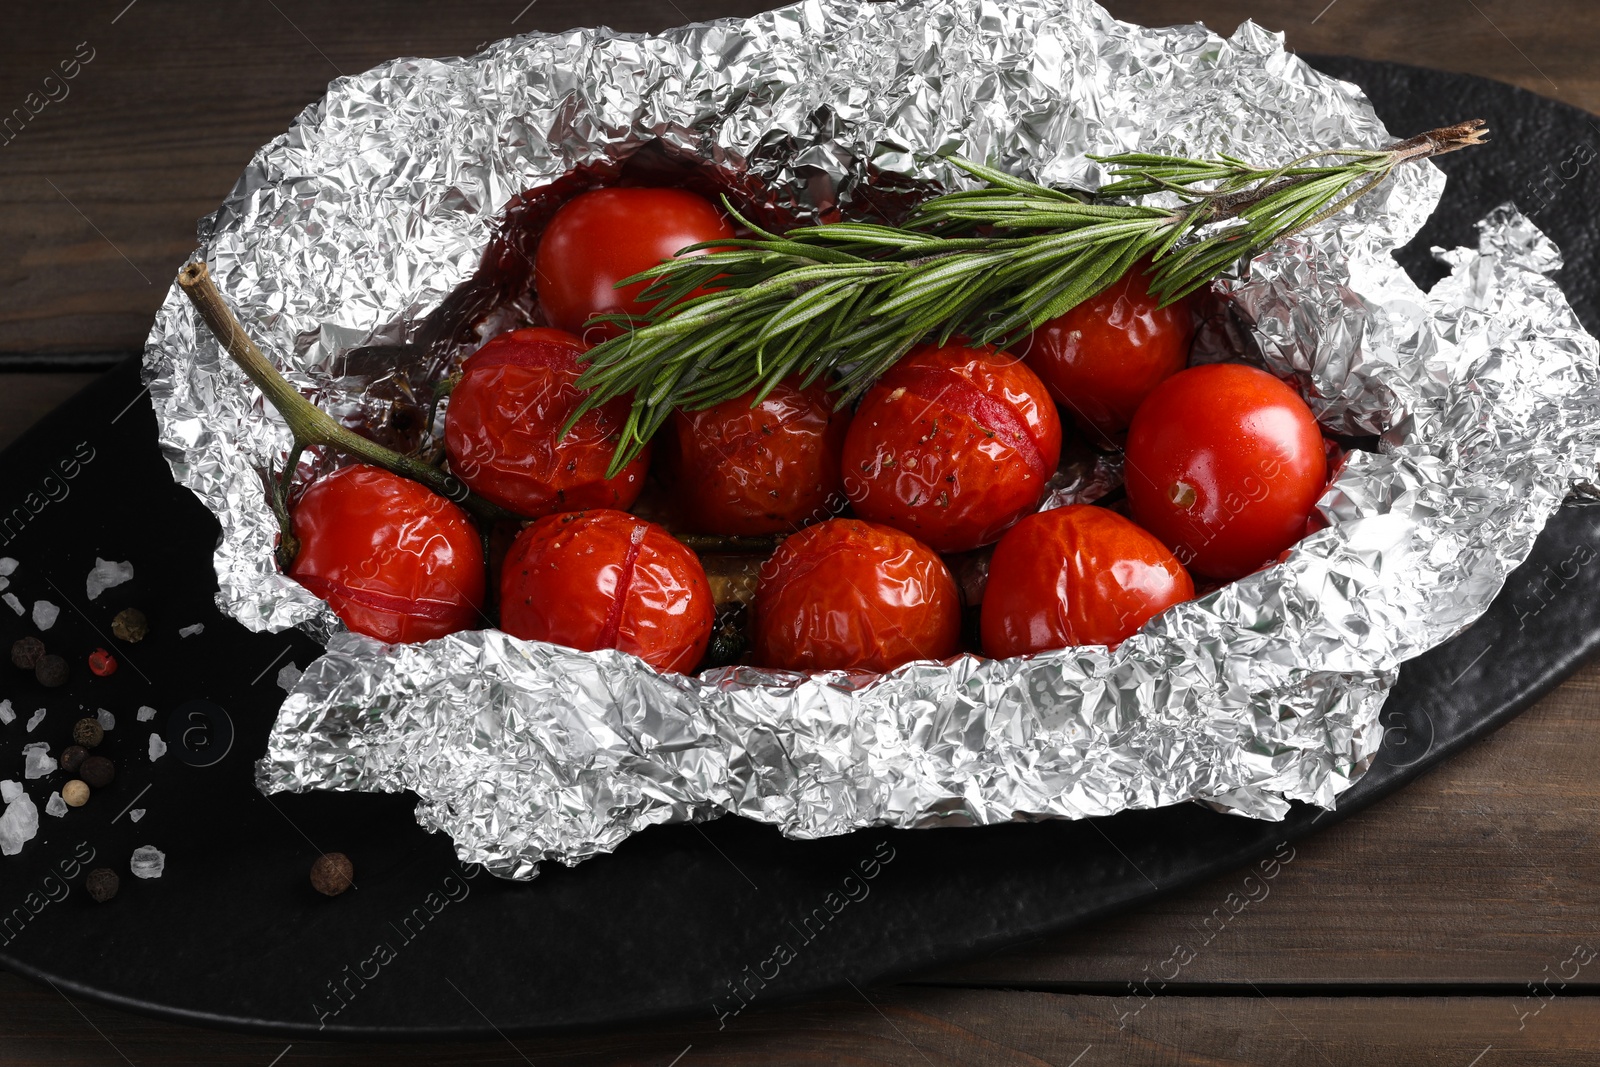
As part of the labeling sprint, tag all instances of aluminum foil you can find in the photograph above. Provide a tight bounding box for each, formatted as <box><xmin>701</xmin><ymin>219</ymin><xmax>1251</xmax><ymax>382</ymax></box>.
<box><xmin>139</xmin><ymin>0</ymin><xmax>1600</xmax><ymax>879</ymax></box>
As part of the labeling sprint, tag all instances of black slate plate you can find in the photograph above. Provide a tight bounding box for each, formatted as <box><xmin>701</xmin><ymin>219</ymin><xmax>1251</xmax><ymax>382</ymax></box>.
<box><xmin>0</xmin><ymin>56</ymin><xmax>1597</xmax><ymax>1039</ymax></box>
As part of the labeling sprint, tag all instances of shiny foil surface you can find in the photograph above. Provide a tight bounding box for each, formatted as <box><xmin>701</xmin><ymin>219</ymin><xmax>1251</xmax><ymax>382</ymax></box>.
<box><xmin>139</xmin><ymin>0</ymin><xmax>1600</xmax><ymax>878</ymax></box>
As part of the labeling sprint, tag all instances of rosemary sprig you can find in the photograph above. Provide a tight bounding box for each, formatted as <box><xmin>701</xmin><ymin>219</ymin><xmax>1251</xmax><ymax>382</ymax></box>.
<box><xmin>574</xmin><ymin>120</ymin><xmax>1487</xmax><ymax>472</ymax></box>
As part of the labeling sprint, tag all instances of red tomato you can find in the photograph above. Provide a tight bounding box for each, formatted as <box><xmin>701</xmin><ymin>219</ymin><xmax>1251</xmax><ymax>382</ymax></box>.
<box><xmin>1021</xmin><ymin>260</ymin><xmax>1195</xmax><ymax>445</ymax></box>
<box><xmin>752</xmin><ymin>519</ymin><xmax>961</xmax><ymax>673</ymax></box>
<box><xmin>289</xmin><ymin>464</ymin><xmax>485</xmax><ymax>643</ymax></box>
<box><xmin>499</xmin><ymin>509</ymin><xmax>713</xmax><ymax>673</ymax></box>
<box><xmin>980</xmin><ymin>504</ymin><xmax>1194</xmax><ymax>656</ymax></box>
<box><xmin>534</xmin><ymin>187</ymin><xmax>735</xmax><ymax>342</ymax></box>
<box><xmin>841</xmin><ymin>342</ymin><xmax>1062</xmax><ymax>553</ymax></box>
<box><xmin>662</xmin><ymin>376</ymin><xmax>851</xmax><ymax>536</ymax></box>
<box><xmin>1124</xmin><ymin>363</ymin><xmax>1328</xmax><ymax>581</ymax></box>
<box><xmin>444</xmin><ymin>327</ymin><xmax>649</xmax><ymax>519</ymax></box>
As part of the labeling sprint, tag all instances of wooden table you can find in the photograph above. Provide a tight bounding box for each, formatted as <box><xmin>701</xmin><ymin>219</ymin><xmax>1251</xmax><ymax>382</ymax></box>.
<box><xmin>3</xmin><ymin>2</ymin><xmax>1598</xmax><ymax>1063</ymax></box>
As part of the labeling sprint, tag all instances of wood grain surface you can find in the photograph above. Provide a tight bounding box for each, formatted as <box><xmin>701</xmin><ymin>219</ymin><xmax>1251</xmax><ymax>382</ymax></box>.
<box><xmin>2</xmin><ymin>1</ymin><xmax>1598</xmax><ymax>1064</ymax></box>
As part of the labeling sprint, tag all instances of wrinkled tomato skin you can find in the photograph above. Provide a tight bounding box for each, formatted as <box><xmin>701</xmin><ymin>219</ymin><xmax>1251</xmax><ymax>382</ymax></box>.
<box><xmin>1124</xmin><ymin>363</ymin><xmax>1328</xmax><ymax>581</ymax></box>
<box><xmin>288</xmin><ymin>464</ymin><xmax>485</xmax><ymax>644</ymax></box>
<box><xmin>752</xmin><ymin>518</ymin><xmax>961</xmax><ymax>673</ymax></box>
<box><xmin>980</xmin><ymin>504</ymin><xmax>1194</xmax><ymax>657</ymax></box>
<box><xmin>535</xmin><ymin>187</ymin><xmax>735</xmax><ymax>342</ymax></box>
<box><xmin>1021</xmin><ymin>261</ymin><xmax>1195</xmax><ymax>445</ymax></box>
<box><xmin>662</xmin><ymin>376</ymin><xmax>851</xmax><ymax>536</ymax></box>
<box><xmin>499</xmin><ymin>509</ymin><xmax>713</xmax><ymax>673</ymax></box>
<box><xmin>444</xmin><ymin>327</ymin><xmax>650</xmax><ymax>519</ymax></box>
<box><xmin>841</xmin><ymin>342</ymin><xmax>1062</xmax><ymax>553</ymax></box>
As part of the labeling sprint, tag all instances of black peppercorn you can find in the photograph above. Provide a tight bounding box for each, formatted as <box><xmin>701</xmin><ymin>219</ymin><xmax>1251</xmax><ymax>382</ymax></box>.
<box><xmin>85</xmin><ymin>868</ymin><xmax>119</xmax><ymax>903</ymax></box>
<box><xmin>79</xmin><ymin>755</ymin><xmax>115</xmax><ymax>789</ymax></box>
<box><xmin>10</xmin><ymin>636</ymin><xmax>45</xmax><ymax>670</ymax></box>
<box><xmin>59</xmin><ymin>745</ymin><xmax>88</xmax><ymax>774</ymax></box>
<box><xmin>110</xmin><ymin>607</ymin><xmax>148</xmax><ymax>643</ymax></box>
<box><xmin>35</xmin><ymin>654</ymin><xmax>68</xmax><ymax>688</ymax></box>
<box><xmin>72</xmin><ymin>717</ymin><xmax>104</xmax><ymax>748</ymax></box>
<box><xmin>310</xmin><ymin>852</ymin><xmax>354</xmax><ymax>896</ymax></box>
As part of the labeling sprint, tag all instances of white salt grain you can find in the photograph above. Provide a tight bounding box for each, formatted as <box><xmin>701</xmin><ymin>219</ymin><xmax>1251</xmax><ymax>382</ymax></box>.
<box><xmin>22</xmin><ymin>742</ymin><xmax>55</xmax><ymax>779</ymax></box>
<box><xmin>129</xmin><ymin>808</ymin><xmax>145</xmax><ymax>823</ymax></box>
<box><xmin>276</xmin><ymin>662</ymin><xmax>302</xmax><ymax>691</ymax></box>
<box><xmin>85</xmin><ymin>558</ymin><xmax>134</xmax><ymax>600</ymax></box>
<box><xmin>178</xmin><ymin>623</ymin><xmax>205</xmax><ymax>638</ymax></box>
<box><xmin>45</xmin><ymin>792</ymin><xmax>67</xmax><ymax>818</ymax></box>
<box><xmin>24</xmin><ymin>709</ymin><xmax>44</xmax><ymax>733</ymax></box>
<box><xmin>0</xmin><ymin>794</ymin><xmax>38</xmax><ymax>855</ymax></box>
<box><xmin>0</xmin><ymin>781</ymin><xmax>21</xmax><ymax>803</ymax></box>
<box><xmin>2</xmin><ymin>593</ymin><xmax>21</xmax><ymax>616</ymax></box>
<box><xmin>0</xmin><ymin>700</ymin><xmax>13</xmax><ymax>725</ymax></box>
<box><xmin>96</xmin><ymin>708</ymin><xmax>115</xmax><ymax>731</ymax></box>
<box><xmin>136</xmin><ymin>705</ymin><xmax>157</xmax><ymax>722</ymax></box>
<box><xmin>129</xmin><ymin>845</ymin><xmax>164</xmax><ymax>879</ymax></box>
<box><xmin>31</xmin><ymin>601</ymin><xmax>59</xmax><ymax>631</ymax></box>
<box><xmin>0</xmin><ymin>558</ymin><xmax>16</xmax><ymax>577</ymax></box>
<box><xmin>148</xmin><ymin>733</ymin><xmax>167</xmax><ymax>761</ymax></box>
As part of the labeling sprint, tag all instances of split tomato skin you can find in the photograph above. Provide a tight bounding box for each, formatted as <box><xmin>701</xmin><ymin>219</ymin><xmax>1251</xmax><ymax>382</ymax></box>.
<box><xmin>444</xmin><ymin>327</ymin><xmax>649</xmax><ymax>519</ymax></box>
<box><xmin>841</xmin><ymin>342</ymin><xmax>1063</xmax><ymax>553</ymax></box>
<box><xmin>499</xmin><ymin>509</ymin><xmax>713</xmax><ymax>674</ymax></box>
<box><xmin>534</xmin><ymin>187</ymin><xmax>735</xmax><ymax>342</ymax></box>
<box><xmin>752</xmin><ymin>518</ymin><xmax>961</xmax><ymax>674</ymax></box>
<box><xmin>1124</xmin><ymin>363</ymin><xmax>1328</xmax><ymax>581</ymax></box>
<box><xmin>288</xmin><ymin>464</ymin><xmax>485</xmax><ymax>644</ymax></box>
<box><xmin>980</xmin><ymin>504</ymin><xmax>1194</xmax><ymax>657</ymax></box>
<box><xmin>662</xmin><ymin>376</ymin><xmax>851</xmax><ymax>536</ymax></box>
<box><xmin>1021</xmin><ymin>261</ymin><xmax>1195</xmax><ymax>445</ymax></box>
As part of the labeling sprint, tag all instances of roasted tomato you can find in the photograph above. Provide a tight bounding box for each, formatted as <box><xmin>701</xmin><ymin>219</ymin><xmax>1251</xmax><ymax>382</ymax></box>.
<box><xmin>288</xmin><ymin>464</ymin><xmax>485</xmax><ymax>644</ymax></box>
<box><xmin>980</xmin><ymin>504</ymin><xmax>1194</xmax><ymax>657</ymax></box>
<box><xmin>841</xmin><ymin>342</ymin><xmax>1062</xmax><ymax>552</ymax></box>
<box><xmin>1021</xmin><ymin>259</ymin><xmax>1195</xmax><ymax>445</ymax></box>
<box><xmin>443</xmin><ymin>327</ymin><xmax>649</xmax><ymax>519</ymax></box>
<box><xmin>661</xmin><ymin>376</ymin><xmax>851</xmax><ymax>536</ymax></box>
<box><xmin>1124</xmin><ymin>363</ymin><xmax>1328</xmax><ymax>581</ymax></box>
<box><xmin>752</xmin><ymin>518</ymin><xmax>961</xmax><ymax>673</ymax></box>
<box><xmin>534</xmin><ymin>187</ymin><xmax>735</xmax><ymax>341</ymax></box>
<box><xmin>499</xmin><ymin>509</ymin><xmax>713</xmax><ymax>673</ymax></box>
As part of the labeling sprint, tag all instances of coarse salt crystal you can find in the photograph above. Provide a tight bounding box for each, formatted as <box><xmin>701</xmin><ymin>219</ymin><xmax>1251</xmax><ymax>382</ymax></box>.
<box><xmin>0</xmin><ymin>781</ymin><xmax>20</xmax><ymax>803</ymax></box>
<box><xmin>96</xmin><ymin>708</ymin><xmax>115</xmax><ymax>731</ymax></box>
<box><xmin>129</xmin><ymin>808</ymin><xmax>145</xmax><ymax>823</ymax></box>
<box><xmin>136</xmin><ymin>705</ymin><xmax>157</xmax><ymax>722</ymax></box>
<box><xmin>85</xmin><ymin>558</ymin><xmax>134</xmax><ymax>600</ymax></box>
<box><xmin>178</xmin><ymin>623</ymin><xmax>205</xmax><ymax>638</ymax></box>
<box><xmin>0</xmin><ymin>793</ymin><xmax>38</xmax><ymax>855</ymax></box>
<box><xmin>24</xmin><ymin>709</ymin><xmax>44</xmax><ymax>733</ymax></box>
<box><xmin>45</xmin><ymin>792</ymin><xmax>67</xmax><ymax>818</ymax></box>
<box><xmin>130</xmin><ymin>845</ymin><xmax>164</xmax><ymax>879</ymax></box>
<box><xmin>2</xmin><ymin>593</ymin><xmax>21</xmax><ymax>616</ymax></box>
<box><xmin>0</xmin><ymin>558</ymin><xmax>16</xmax><ymax>577</ymax></box>
<box><xmin>31</xmin><ymin>601</ymin><xmax>59</xmax><ymax>631</ymax></box>
<box><xmin>0</xmin><ymin>700</ymin><xmax>13</xmax><ymax>725</ymax></box>
<box><xmin>277</xmin><ymin>662</ymin><xmax>302</xmax><ymax>691</ymax></box>
<box><xmin>148</xmin><ymin>733</ymin><xmax>167</xmax><ymax>761</ymax></box>
<box><xmin>22</xmin><ymin>743</ymin><xmax>55</xmax><ymax>779</ymax></box>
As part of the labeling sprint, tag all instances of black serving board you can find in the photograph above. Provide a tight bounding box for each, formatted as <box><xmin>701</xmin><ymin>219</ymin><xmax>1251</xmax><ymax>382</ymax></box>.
<box><xmin>0</xmin><ymin>57</ymin><xmax>1597</xmax><ymax>1039</ymax></box>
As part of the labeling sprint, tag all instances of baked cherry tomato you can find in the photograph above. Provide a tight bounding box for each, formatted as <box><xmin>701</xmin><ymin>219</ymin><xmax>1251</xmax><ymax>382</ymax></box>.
<box><xmin>1021</xmin><ymin>259</ymin><xmax>1195</xmax><ymax>445</ymax></box>
<box><xmin>661</xmin><ymin>376</ymin><xmax>851</xmax><ymax>536</ymax></box>
<box><xmin>1124</xmin><ymin>363</ymin><xmax>1327</xmax><ymax>581</ymax></box>
<box><xmin>841</xmin><ymin>342</ymin><xmax>1062</xmax><ymax>552</ymax></box>
<box><xmin>752</xmin><ymin>518</ymin><xmax>961</xmax><ymax>673</ymax></box>
<box><xmin>289</xmin><ymin>464</ymin><xmax>485</xmax><ymax>644</ymax></box>
<box><xmin>499</xmin><ymin>509</ymin><xmax>713</xmax><ymax>673</ymax></box>
<box><xmin>444</xmin><ymin>327</ymin><xmax>649</xmax><ymax>519</ymax></box>
<box><xmin>535</xmin><ymin>187</ymin><xmax>735</xmax><ymax>342</ymax></box>
<box><xmin>980</xmin><ymin>504</ymin><xmax>1194</xmax><ymax>657</ymax></box>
